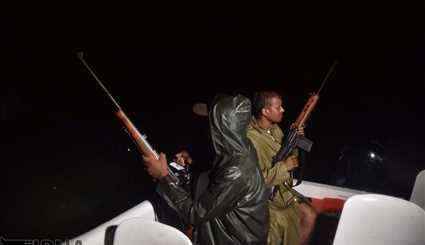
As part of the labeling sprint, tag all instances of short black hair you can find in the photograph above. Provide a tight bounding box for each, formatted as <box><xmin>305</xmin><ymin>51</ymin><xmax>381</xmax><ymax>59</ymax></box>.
<box><xmin>252</xmin><ymin>90</ymin><xmax>281</xmax><ymax>118</ymax></box>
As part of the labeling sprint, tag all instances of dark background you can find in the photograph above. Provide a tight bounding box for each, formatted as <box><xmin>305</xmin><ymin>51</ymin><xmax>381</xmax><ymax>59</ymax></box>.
<box><xmin>1</xmin><ymin>3</ymin><xmax>423</xmax><ymax>239</ymax></box>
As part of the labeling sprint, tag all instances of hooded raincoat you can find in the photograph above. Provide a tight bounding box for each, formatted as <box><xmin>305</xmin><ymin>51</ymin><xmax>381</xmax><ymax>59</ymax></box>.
<box><xmin>158</xmin><ymin>94</ymin><xmax>269</xmax><ymax>245</ymax></box>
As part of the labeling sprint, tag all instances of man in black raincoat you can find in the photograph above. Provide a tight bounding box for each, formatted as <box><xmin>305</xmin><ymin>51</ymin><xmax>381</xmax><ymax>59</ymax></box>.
<box><xmin>143</xmin><ymin>94</ymin><xmax>269</xmax><ymax>245</ymax></box>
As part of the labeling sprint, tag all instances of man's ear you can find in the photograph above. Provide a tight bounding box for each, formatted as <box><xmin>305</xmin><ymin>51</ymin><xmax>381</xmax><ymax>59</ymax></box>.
<box><xmin>261</xmin><ymin>108</ymin><xmax>269</xmax><ymax>116</ymax></box>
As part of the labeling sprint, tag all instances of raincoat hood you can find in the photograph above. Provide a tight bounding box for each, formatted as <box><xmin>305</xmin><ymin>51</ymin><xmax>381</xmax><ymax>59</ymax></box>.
<box><xmin>209</xmin><ymin>94</ymin><xmax>252</xmax><ymax>157</ymax></box>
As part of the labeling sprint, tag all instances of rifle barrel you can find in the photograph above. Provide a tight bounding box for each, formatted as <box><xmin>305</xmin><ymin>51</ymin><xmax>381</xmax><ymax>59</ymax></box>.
<box><xmin>76</xmin><ymin>52</ymin><xmax>122</xmax><ymax>110</ymax></box>
<box><xmin>317</xmin><ymin>59</ymin><xmax>338</xmax><ymax>95</ymax></box>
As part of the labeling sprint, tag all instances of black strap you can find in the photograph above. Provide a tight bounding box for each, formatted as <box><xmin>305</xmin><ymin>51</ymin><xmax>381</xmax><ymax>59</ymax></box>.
<box><xmin>104</xmin><ymin>225</ymin><xmax>118</xmax><ymax>245</ymax></box>
<box><xmin>292</xmin><ymin>149</ymin><xmax>307</xmax><ymax>187</ymax></box>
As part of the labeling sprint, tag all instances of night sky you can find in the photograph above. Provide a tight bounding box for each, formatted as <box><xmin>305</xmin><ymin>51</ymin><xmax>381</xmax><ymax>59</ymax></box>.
<box><xmin>1</xmin><ymin>3</ymin><xmax>424</xmax><ymax>239</ymax></box>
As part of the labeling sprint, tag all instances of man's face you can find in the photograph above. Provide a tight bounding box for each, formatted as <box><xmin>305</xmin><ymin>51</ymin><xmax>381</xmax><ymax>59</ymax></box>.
<box><xmin>263</xmin><ymin>96</ymin><xmax>284</xmax><ymax>123</ymax></box>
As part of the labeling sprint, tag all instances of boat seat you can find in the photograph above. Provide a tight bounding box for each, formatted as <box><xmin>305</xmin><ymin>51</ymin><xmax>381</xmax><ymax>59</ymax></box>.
<box><xmin>66</xmin><ymin>200</ymin><xmax>157</xmax><ymax>245</ymax></box>
<box><xmin>410</xmin><ymin>169</ymin><xmax>425</xmax><ymax>210</ymax></box>
<box><xmin>112</xmin><ymin>218</ymin><xmax>192</xmax><ymax>245</ymax></box>
<box><xmin>333</xmin><ymin>194</ymin><xmax>425</xmax><ymax>245</ymax></box>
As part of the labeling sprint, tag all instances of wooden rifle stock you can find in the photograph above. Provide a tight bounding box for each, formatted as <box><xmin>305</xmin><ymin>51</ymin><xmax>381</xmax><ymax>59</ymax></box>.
<box><xmin>115</xmin><ymin>110</ymin><xmax>159</xmax><ymax>159</ymax></box>
<box><xmin>293</xmin><ymin>59</ymin><xmax>338</xmax><ymax>130</ymax></box>
<box><xmin>76</xmin><ymin>52</ymin><xmax>159</xmax><ymax>160</ymax></box>
<box><xmin>293</xmin><ymin>94</ymin><xmax>319</xmax><ymax>129</ymax></box>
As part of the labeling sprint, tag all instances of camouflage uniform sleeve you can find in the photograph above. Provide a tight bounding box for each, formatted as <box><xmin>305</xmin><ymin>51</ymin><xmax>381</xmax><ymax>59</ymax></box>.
<box><xmin>247</xmin><ymin>131</ymin><xmax>291</xmax><ymax>188</ymax></box>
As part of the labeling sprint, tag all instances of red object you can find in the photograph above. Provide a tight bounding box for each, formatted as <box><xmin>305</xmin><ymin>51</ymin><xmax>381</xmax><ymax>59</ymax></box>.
<box><xmin>186</xmin><ymin>226</ymin><xmax>193</xmax><ymax>239</ymax></box>
<box><xmin>311</xmin><ymin>197</ymin><xmax>346</xmax><ymax>214</ymax></box>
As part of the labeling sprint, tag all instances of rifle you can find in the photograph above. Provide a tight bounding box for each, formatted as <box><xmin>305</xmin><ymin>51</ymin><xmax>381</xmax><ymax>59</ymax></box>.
<box><xmin>76</xmin><ymin>52</ymin><xmax>177</xmax><ymax>181</ymax></box>
<box><xmin>272</xmin><ymin>60</ymin><xmax>338</xmax><ymax>187</ymax></box>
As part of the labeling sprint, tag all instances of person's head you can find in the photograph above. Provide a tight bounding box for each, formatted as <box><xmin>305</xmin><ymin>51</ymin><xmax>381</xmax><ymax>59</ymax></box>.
<box><xmin>209</xmin><ymin>94</ymin><xmax>252</xmax><ymax>157</ymax></box>
<box><xmin>252</xmin><ymin>90</ymin><xmax>284</xmax><ymax>123</ymax></box>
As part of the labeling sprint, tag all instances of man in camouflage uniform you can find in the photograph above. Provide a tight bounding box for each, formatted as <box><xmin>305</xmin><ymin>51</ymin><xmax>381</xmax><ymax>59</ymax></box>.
<box><xmin>247</xmin><ymin>90</ymin><xmax>317</xmax><ymax>245</ymax></box>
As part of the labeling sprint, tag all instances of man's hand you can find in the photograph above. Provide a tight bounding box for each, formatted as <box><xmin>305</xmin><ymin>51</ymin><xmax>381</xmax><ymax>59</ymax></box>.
<box><xmin>292</xmin><ymin>123</ymin><xmax>305</xmax><ymax>136</ymax></box>
<box><xmin>174</xmin><ymin>150</ymin><xmax>193</xmax><ymax>166</ymax></box>
<box><xmin>281</xmin><ymin>155</ymin><xmax>299</xmax><ymax>171</ymax></box>
<box><xmin>143</xmin><ymin>153</ymin><xmax>169</xmax><ymax>179</ymax></box>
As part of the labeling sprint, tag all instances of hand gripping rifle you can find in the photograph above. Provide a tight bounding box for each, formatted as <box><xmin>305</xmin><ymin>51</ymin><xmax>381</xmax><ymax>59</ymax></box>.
<box><xmin>76</xmin><ymin>52</ymin><xmax>177</xmax><ymax>181</ymax></box>
<box><xmin>272</xmin><ymin>60</ymin><xmax>338</xmax><ymax>187</ymax></box>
